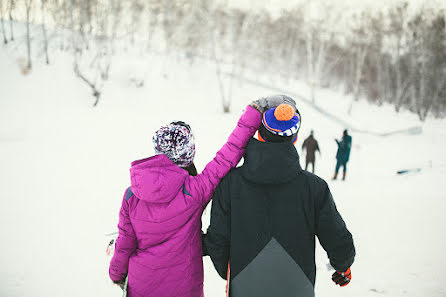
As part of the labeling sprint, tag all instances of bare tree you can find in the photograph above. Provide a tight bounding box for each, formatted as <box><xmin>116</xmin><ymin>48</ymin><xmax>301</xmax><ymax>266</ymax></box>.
<box><xmin>41</xmin><ymin>0</ymin><xmax>49</xmax><ymax>64</ymax></box>
<box><xmin>389</xmin><ymin>3</ymin><xmax>412</xmax><ymax>112</ymax></box>
<box><xmin>0</xmin><ymin>0</ymin><xmax>7</xmax><ymax>44</ymax></box>
<box><xmin>85</xmin><ymin>0</ymin><xmax>94</xmax><ymax>35</ymax></box>
<box><xmin>303</xmin><ymin>3</ymin><xmax>342</xmax><ymax>105</ymax></box>
<box><xmin>347</xmin><ymin>13</ymin><xmax>371</xmax><ymax>114</ymax></box>
<box><xmin>211</xmin><ymin>8</ymin><xmax>231</xmax><ymax>113</ymax></box>
<box><xmin>73</xmin><ymin>39</ymin><xmax>111</xmax><ymax>107</ymax></box>
<box><xmin>110</xmin><ymin>0</ymin><xmax>122</xmax><ymax>42</ymax></box>
<box><xmin>7</xmin><ymin>0</ymin><xmax>14</xmax><ymax>41</ymax></box>
<box><xmin>71</xmin><ymin>0</ymin><xmax>114</xmax><ymax>107</ymax></box>
<box><xmin>25</xmin><ymin>0</ymin><xmax>33</xmax><ymax>70</ymax></box>
<box><xmin>146</xmin><ymin>1</ymin><xmax>160</xmax><ymax>50</ymax></box>
<box><xmin>74</xmin><ymin>50</ymin><xmax>102</xmax><ymax>107</ymax></box>
<box><xmin>410</xmin><ymin>9</ymin><xmax>446</xmax><ymax>120</ymax></box>
<box><xmin>1</xmin><ymin>0</ymin><xmax>444</xmax><ymax>117</ymax></box>
<box><xmin>129</xmin><ymin>0</ymin><xmax>144</xmax><ymax>44</ymax></box>
<box><xmin>280</xmin><ymin>8</ymin><xmax>306</xmax><ymax>82</ymax></box>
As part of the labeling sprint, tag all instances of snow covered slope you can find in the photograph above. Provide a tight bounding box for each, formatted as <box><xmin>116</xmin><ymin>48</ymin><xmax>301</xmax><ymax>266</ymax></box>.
<box><xmin>1</xmin><ymin>45</ymin><xmax>445</xmax><ymax>297</ymax></box>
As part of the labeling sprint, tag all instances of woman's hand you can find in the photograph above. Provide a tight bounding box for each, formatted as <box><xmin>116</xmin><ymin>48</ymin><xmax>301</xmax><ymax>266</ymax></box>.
<box><xmin>250</xmin><ymin>95</ymin><xmax>297</xmax><ymax>114</ymax></box>
<box><xmin>113</xmin><ymin>278</ymin><xmax>126</xmax><ymax>290</ymax></box>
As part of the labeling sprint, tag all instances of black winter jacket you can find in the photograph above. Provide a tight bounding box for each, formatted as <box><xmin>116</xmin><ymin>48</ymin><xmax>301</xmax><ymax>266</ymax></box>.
<box><xmin>204</xmin><ymin>138</ymin><xmax>355</xmax><ymax>297</ymax></box>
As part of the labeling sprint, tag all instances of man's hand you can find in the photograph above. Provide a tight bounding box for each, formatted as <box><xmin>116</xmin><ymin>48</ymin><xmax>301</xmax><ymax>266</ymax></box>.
<box><xmin>250</xmin><ymin>95</ymin><xmax>297</xmax><ymax>114</ymax></box>
<box><xmin>332</xmin><ymin>267</ymin><xmax>351</xmax><ymax>287</ymax></box>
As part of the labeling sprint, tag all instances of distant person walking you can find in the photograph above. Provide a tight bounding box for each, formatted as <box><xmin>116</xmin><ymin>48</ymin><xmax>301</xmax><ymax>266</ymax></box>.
<box><xmin>302</xmin><ymin>130</ymin><xmax>320</xmax><ymax>173</ymax></box>
<box><xmin>333</xmin><ymin>129</ymin><xmax>352</xmax><ymax>181</ymax></box>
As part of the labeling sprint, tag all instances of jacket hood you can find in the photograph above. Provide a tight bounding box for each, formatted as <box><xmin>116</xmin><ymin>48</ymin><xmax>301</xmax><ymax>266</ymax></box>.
<box><xmin>240</xmin><ymin>138</ymin><xmax>302</xmax><ymax>184</ymax></box>
<box><xmin>130</xmin><ymin>154</ymin><xmax>188</xmax><ymax>203</ymax></box>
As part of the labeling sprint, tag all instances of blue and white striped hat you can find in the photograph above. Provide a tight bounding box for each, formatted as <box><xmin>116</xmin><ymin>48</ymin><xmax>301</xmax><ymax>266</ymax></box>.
<box><xmin>262</xmin><ymin>104</ymin><xmax>301</xmax><ymax>137</ymax></box>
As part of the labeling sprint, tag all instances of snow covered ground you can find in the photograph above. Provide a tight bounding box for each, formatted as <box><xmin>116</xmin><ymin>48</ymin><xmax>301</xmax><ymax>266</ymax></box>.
<box><xmin>1</xmin><ymin>44</ymin><xmax>446</xmax><ymax>297</ymax></box>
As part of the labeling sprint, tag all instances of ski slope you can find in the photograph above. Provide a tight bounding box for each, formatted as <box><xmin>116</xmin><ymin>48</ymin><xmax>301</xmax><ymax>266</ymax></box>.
<box><xmin>1</xmin><ymin>46</ymin><xmax>446</xmax><ymax>297</ymax></box>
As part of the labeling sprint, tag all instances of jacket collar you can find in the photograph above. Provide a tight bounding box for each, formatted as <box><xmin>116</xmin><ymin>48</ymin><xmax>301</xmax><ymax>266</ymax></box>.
<box><xmin>240</xmin><ymin>138</ymin><xmax>302</xmax><ymax>184</ymax></box>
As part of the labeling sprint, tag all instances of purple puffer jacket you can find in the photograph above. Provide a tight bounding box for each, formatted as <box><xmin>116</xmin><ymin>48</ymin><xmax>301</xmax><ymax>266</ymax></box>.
<box><xmin>109</xmin><ymin>106</ymin><xmax>261</xmax><ymax>297</ymax></box>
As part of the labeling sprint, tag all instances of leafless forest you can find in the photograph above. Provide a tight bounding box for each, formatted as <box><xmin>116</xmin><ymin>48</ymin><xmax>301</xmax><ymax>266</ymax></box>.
<box><xmin>0</xmin><ymin>0</ymin><xmax>445</xmax><ymax>120</ymax></box>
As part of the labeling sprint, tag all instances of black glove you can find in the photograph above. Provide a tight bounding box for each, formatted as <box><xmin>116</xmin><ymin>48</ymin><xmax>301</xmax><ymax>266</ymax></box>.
<box><xmin>332</xmin><ymin>267</ymin><xmax>351</xmax><ymax>287</ymax></box>
<box><xmin>251</xmin><ymin>95</ymin><xmax>297</xmax><ymax>114</ymax></box>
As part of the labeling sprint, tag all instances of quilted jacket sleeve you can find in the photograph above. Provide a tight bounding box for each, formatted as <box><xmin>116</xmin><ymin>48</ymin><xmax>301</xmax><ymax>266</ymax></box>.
<box><xmin>186</xmin><ymin>105</ymin><xmax>261</xmax><ymax>206</ymax></box>
<box><xmin>203</xmin><ymin>175</ymin><xmax>232</xmax><ymax>279</ymax></box>
<box><xmin>315</xmin><ymin>183</ymin><xmax>356</xmax><ymax>272</ymax></box>
<box><xmin>109</xmin><ymin>188</ymin><xmax>137</xmax><ymax>282</ymax></box>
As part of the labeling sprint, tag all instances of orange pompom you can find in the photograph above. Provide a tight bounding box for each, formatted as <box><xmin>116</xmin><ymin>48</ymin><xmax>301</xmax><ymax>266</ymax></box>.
<box><xmin>274</xmin><ymin>104</ymin><xmax>295</xmax><ymax>121</ymax></box>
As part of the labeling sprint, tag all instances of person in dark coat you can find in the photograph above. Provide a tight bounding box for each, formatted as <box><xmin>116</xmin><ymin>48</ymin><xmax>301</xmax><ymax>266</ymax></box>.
<box><xmin>301</xmin><ymin>130</ymin><xmax>320</xmax><ymax>173</ymax></box>
<box><xmin>333</xmin><ymin>129</ymin><xmax>352</xmax><ymax>181</ymax></box>
<box><xmin>203</xmin><ymin>97</ymin><xmax>356</xmax><ymax>297</ymax></box>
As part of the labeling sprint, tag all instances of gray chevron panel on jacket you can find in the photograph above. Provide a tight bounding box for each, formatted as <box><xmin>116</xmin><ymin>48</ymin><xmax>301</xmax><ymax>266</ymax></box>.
<box><xmin>230</xmin><ymin>238</ymin><xmax>314</xmax><ymax>297</ymax></box>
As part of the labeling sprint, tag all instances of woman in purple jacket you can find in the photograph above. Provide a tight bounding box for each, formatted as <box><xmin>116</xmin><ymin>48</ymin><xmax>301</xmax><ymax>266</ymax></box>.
<box><xmin>109</xmin><ymin>98</ymin><xmax>287</xmax><ymax>297</ymax></box>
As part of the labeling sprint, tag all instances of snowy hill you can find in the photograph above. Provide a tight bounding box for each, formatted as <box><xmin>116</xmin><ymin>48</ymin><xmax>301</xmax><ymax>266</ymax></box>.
<box><xmin>1</xmin><ymin>44</ymin><xmax>446</xmax><ymax>297</ymax></box>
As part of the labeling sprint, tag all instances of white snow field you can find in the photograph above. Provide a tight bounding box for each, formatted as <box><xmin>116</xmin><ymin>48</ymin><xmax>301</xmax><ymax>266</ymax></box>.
<box><xmin>1</xmin><ymin>45</ymin><xmax>446</xmax><ymax>297</ymax></box>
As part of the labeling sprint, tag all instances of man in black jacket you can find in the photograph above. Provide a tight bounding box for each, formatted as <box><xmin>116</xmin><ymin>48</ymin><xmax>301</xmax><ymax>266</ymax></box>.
<box><xmin>204</xmin><ymin>96</ymin><xmax>355</xmax><ymax>297</ymax></box>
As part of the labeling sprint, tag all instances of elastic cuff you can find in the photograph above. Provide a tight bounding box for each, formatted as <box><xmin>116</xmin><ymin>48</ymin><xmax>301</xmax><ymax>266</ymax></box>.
<box><xmin>240</xmin><ymin>105</ymin><xmax>262</xmax><ymax>128</ymax></box>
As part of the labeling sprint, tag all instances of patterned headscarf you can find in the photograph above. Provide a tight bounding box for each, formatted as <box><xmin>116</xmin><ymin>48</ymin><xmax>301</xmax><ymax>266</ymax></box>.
<box><xmin>152</xmin><ymin>121</ymin><xmax>196</xmax><ymax>167</ymax></box>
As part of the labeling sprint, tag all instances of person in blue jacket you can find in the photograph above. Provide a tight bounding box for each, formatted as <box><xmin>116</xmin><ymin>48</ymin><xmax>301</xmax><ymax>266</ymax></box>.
<box><xmin>333</xmin><ymin>129</ymin><xmax>352</xmax><ymax>181</ymax></box>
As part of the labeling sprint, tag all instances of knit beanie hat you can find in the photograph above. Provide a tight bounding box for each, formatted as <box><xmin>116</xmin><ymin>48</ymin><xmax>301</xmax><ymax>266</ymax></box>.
<box><xmin>152</xmin><ymin>121</ymin><xmax>195</xmax><ymax>167</ymax></box>
<box><xmin>259</xmin><ymin>104</ymin><xmax>301</xmax><ymax>143</ymax></box>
